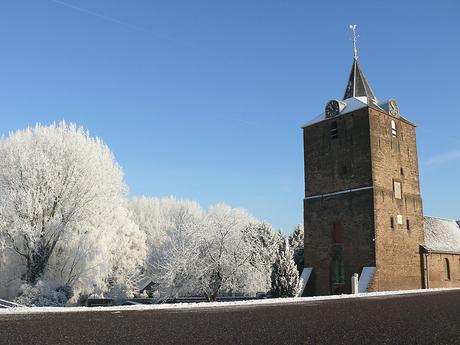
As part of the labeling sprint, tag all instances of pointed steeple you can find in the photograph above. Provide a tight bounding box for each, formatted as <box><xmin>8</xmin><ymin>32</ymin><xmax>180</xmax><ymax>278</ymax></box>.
<box><xmin>342</xmin><ymin>59</ymin><xmax>378</xmax><ymax>102</ymax></box>
<box><xmin>302</xmin><ymin>25</ymin><xmax>416</xmax><ymax>128</ymax></box>
<box><xmin>343</xmin><ymin>25</ymin><xmax>379</xmax><ymax>105</ymax></box>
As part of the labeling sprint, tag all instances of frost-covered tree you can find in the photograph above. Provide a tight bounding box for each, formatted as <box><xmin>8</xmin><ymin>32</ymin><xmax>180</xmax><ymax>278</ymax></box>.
<box><xmin>127</xmin><ymin>196</ymin><xmax>182</xmax><ymax>264</ymax></box>
<box><xmin>150</xmin><ymin>202</ymin><xmax>267</xmax><ymax>301</ymax></box>
<box><xmin>127</xmin><ymin>196</ymin><xmax>279</xmax><ymax>300</ymax></box>
<box><xmin>271</xmin><ymin>238</ymin><xmax>300</xmax><ymax>298</ymax></box>
<box><xmin>288</xmin><ymin>223</ymin><xmax>304</xmax><ymax>274</ymax></box>
<box><xmin>288</xmin><ymin>224</ymin><xmax>304</xmax><ymax>251</ymax></box>
<box><xmin>243</xmin><ymin>221</ymin><xmax>278</xmax><ymax>293</ymax></box>
<box><xmin>0</xmin><ymin>122</ymin><xmax>146</xmax><ymax>299</ymax></box>
<box><xmin>246</xmin><ymin>221</ymin><xmax>278</xmax><ymax>262</ymax></box>
<box><xmin>134</xmin><ymin>197</ymin><xmax>205</xmax><ymax>297</ymax></box>
<box><xmin>198</xmin><ymin>204</ymin><xmax>259</xmax><ymax>301</ymax></box>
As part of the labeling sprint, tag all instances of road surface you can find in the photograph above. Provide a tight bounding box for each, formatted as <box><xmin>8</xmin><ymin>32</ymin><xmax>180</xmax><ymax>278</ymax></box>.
<box><xmin>1</xmin><ymin>289</ymin><xmax>459</xmax><ymax>344</ymax></box>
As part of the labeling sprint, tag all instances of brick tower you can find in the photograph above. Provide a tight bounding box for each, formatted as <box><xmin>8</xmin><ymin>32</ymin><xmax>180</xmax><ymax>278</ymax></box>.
<box><xmin>302</xmin><ymin>31</ymin><xmax>424</xmax><ymax>295</ymax></box>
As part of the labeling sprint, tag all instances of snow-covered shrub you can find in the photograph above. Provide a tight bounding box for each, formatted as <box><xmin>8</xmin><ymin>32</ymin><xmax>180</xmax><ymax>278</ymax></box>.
<box><xmin>14</xmin><ymin>280</ymin><xmax>73</xmax><ymax>307</ymax></box>
<box><xmin>76</xmin><ymin>292</ymin><xmax>91</xmax><ymax>306</ymax></box>
<box><xmin>105</xmin><ymin>284</ymin><xmax>128</xmax><ymax>305</ymax></box>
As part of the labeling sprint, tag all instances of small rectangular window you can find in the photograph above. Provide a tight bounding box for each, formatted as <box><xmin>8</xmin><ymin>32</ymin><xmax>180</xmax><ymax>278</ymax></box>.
<box><xmin>391</xmin><ymin>217</ymin><xmax>394</xmax><ymax>228</ymax></box>
<box><xmin>334</xmin><ymin>223</ymin><xmax>341</xmax><ymax>243</ymax></box>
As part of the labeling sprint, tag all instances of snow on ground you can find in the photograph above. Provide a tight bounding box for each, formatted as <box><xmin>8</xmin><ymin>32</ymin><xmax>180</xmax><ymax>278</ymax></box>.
<box><xmin>1</xmin><ymin>287</ymin><xmax>459</xmax><ymax>315</ymax></box>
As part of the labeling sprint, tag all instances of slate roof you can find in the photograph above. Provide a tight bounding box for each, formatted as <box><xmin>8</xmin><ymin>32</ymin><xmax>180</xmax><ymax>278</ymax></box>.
<box><xmin>423</xmin><ymin>216</ymin><xmax>460</xmax><ymax>254</ymax></box>
<box><xmin>343</xmin><ymin>59</ymin><xmax>378</xmax><ymax>103</ymax></box>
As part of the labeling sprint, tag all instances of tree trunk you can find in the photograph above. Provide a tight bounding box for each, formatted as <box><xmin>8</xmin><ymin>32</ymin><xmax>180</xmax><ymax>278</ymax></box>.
<box><xmin>26</xmin><ymin>243</ymin><xmax>54</xmax><ymax>284</ymax></box>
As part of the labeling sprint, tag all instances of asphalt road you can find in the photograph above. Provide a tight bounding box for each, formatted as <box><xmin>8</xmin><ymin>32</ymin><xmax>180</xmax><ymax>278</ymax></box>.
<box><xmin>1</xmin><ymin>290</ymin><xmax>460</xmax><ymax>344</ymax></box>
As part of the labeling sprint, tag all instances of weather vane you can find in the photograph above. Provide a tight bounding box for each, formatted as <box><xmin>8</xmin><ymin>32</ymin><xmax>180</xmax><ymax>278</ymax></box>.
<box><xmin>349</xmin><ymin>25</ymin><xmax>359</xmax><ymax>60</ymax></box>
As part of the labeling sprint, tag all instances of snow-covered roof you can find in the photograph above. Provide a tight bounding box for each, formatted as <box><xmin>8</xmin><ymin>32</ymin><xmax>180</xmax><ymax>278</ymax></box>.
<box><xmin>301</xmin><ymin>97</ymin><xmax>415</xmax><ymax>128</ymax></box>
<box><xmin>423</xmin><ymin>216</ymin><xmax>460</xmax><ymax>254</ymax></box>
<box><xmin>302</xmin><ymin>97</ymin><xmax>369</xmax><ymax>127</ymax></box>
<box><xmin>302</xmin><ymin>59</ymin><xmax>416</xmax><ymax>129</ymax></box>
<box><xmin>137</xmin><ymin>277</ymin><xmax>156</xmax><ymax>291</ymax></box>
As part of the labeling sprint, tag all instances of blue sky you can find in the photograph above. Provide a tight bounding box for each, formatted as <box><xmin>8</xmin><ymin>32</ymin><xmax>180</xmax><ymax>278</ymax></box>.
<box><xmin>1</xmin><ymin>1</ymin><xmax>459</xmax><ymax>234</ymax></box>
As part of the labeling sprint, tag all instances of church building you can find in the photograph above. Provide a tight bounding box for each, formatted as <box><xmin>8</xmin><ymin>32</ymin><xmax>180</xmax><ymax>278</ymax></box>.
<box><xmin>301</xmin><ymin>27</ymin><xmax>460</xmax><ymax>296</ymax></box>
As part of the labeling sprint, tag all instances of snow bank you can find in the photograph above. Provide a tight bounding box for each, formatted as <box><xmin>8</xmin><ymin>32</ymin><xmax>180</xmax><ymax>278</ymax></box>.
<box><xmin>1</xmin><ymin>288</ymin><xmax>459</xmax><ymax>315</ymax></box>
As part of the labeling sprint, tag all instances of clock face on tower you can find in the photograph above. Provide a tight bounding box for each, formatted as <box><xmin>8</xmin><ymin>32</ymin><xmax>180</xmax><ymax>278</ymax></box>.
<box><xmin>325</xmin><ymin>100</ymin><xmax>347</xmax><ymax>119</ymax></box>
<box><xmin>325</xmin><ymin>100</ymin><xmax>340</xmax><ymax>118</ymax></box>
<box><xmin>389</xmin><ymin>99</ymin><xmax>399</xmax><ymax>117</ymax></box>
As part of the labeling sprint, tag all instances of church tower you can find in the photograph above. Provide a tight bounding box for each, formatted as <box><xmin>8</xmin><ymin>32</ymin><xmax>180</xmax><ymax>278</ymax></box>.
<box><xmin>302</xmin><ymin>27</ymin><xmax>424</xmax><ymax>295</ymax></box>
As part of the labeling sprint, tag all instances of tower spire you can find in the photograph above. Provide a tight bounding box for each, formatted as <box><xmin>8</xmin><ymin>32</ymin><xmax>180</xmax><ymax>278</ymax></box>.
<box><xmin>349</xmin><ymin>25</ymin><xmax>359</xmax><ymax>60</ymax></box>
<box><xmin>343</xmin><ymin>25</ymin><xmax>379</xmax><ymax>103</ymax></box>
<box><xmin>343</xmin><ymin>59</ymin><xmax>377</xmax><ymax>101</ymax></box>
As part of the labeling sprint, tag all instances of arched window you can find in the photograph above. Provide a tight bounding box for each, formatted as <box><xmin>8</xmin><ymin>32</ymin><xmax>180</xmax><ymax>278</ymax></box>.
<box><xmin>391</xmin><ymin>120</ymin><xmax>397</xmax><ymax>138</ymax></box>
<box><xmin>333</xmin><ymin>257</ymin><xmax>345</xmax><ymax>284</ymax></box>
<box><xmin>444</xmin><ymin>258</ymin><xmax>451</xmax><ymax>281</ymax></box>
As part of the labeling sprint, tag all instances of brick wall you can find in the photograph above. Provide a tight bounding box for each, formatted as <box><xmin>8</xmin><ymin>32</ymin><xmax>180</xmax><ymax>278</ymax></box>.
<box><xmin>303</xmin><ymin>108</ymin><xmax>376</xmax><ymax>295</ymax></box>
<box><xmin>304</xmin><ymin>109</ymin><xmax>373</xmax><ymax>198</ymax></box>
<box><xmin>424</xmin><ymin>253</ymin><xmax>460</xmax><ymax>288</ymax></box>
<box><xmin>368</xmin><ymin>109</ymin><xmax>424</xmax><ymax>291</ymax></box>
<box><xmin>303</xmin><ymin>106</ymin><xmax>425</xmax><ymax>295</ymax></box>
<box><xmin>304</xmin><ymin>189</ymin><xmax>376</xmax><ymax>295</ymax></box>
